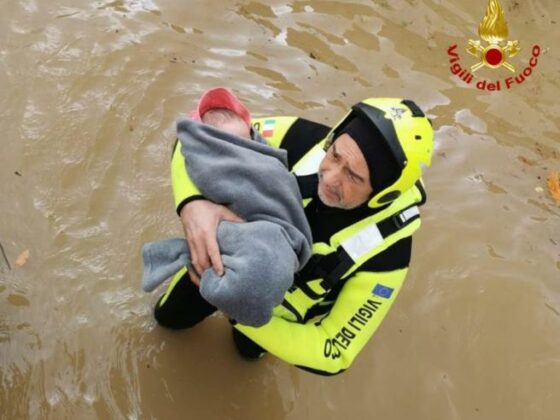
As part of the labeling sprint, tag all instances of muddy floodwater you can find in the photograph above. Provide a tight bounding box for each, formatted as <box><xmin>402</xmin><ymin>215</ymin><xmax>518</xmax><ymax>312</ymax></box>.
<box><xmin>1</xmin><ymin>0</ymin><xmax>559</xmax><ymax>418</ymax></box>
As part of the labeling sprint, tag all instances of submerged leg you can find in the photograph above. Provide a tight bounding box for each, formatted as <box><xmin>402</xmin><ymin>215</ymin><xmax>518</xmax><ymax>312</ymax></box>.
<box><xmin>231</xmin><ymin>327</ymin><xmax>267</xmax><ymax>361</ymax></box>
<box><xmin>154</xmin><ymin>267</ymin><xmax>217</xmax><ymax>329</ymax></box>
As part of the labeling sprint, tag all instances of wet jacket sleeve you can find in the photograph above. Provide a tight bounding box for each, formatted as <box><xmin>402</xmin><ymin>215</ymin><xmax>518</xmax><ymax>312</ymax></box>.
<box><xmin>171</xmin><ymin>140</ymin><xmax>204</xmax><ymax>215</ymax></box>
<box><xmin>234</xmin><ymin>267</ymin><xmax>408</xmax><ymax>375</ymax></box>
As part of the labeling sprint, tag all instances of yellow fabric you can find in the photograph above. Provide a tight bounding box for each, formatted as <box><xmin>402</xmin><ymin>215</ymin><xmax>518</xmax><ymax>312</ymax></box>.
<box><xmin>230</xmin><ymin>138</ymin><xmax>424</xmax><ymax>373</ymax></box>
<box><xmin>229</xmin><ymin>149</ymin><xmax>423</xmax><ymax>374</ymax></box>
<box><xmin>360</xmin><ymin>98</ymin><xmax>433</xmax><ymax>206</ymax></box>
<box><xmin>235</xmin><ymin>269</ymin><xmax>408</xmax><ymax>374</ymax></box>
<box><xmin>323</xmin><ymin>97</ymin><xmax>434</xmax><ymax>208</ymax></box>
<box><xmin>171</xmin><ymin>141</ymin><xmax>202</xmax><ymax>211</ymax></box>
<box><xmin>168</xmin><ymin>113</ymin><xmax>425</xmax><ymax>374</ymax></box>
<box><xmin>159</xmin><ymin>265</ymin><xmax>188</xmax><ymax>307</ymax></box>
<box><xmin>251</xmin><ymin>116</ymin><xmax>297</xmax><ymax>149</ymax></box>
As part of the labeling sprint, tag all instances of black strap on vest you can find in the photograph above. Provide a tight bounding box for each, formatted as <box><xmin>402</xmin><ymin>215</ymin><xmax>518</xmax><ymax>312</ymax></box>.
<box><xmin>294</xmin><ymin>204</ymin><xmax>420</xmax><ymax>299</ymax></box>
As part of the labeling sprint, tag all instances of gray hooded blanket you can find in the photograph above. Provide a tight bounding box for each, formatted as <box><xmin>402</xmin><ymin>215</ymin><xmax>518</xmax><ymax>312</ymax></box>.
<box><xmin>142</xmin><ymin>118</ymin><xmax>313</xmax><ymax>327</ymax></box>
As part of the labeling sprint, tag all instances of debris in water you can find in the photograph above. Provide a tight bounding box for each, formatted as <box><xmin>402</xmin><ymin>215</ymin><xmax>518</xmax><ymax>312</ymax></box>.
<box><xmin>0</xmin><ymin>242</ymin><xmax>10</xmax><ymax>272</ymax></box>
<box><xmin>547</xmin><ymin>171</ymin><xmax>560</xmax><ymax>203</ymax></box>
<box><xmin>15</xmin><ymin>249</ymin><xmax>30</xmax><ymax>267</ymax></box>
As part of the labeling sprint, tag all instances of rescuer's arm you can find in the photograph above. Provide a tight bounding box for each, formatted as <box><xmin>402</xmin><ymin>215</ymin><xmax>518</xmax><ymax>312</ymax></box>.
<box><xmin>234</xmin><ymin>268</ymin><xmax>408</xmax><ymax>375</ymax></box>
<box><xmin>171</xmin><ymin>139</ymin><xmax>204</xmax><ymax>216</ymax></box>
<box><xmin>171</xmin><ymin>140</ymin><xmax>244</xmax><ymax>278</ymax></box>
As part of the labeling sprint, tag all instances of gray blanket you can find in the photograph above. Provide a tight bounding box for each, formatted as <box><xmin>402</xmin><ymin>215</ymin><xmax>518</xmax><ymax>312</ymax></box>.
<box><xmin>142</xmin><ymin>118</ymin><xmax>312</xmax><ymax>327</ymax></box>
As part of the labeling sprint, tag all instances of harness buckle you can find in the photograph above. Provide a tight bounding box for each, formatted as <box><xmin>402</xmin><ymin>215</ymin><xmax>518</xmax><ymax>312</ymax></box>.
<box><xmin>392</xmin><ymin>212</ymin><xmax>407</xmax><ymax>229</ymax></box>
<box><xmin>392</xmin><ymin>206</ymin><xmax>420</xmax><ymax>229</ymax></box>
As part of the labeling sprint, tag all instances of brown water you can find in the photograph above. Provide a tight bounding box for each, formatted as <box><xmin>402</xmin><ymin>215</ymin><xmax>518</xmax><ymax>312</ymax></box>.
<box><xmin>1</xmin><ymin>0</ymin><xmax>559</xmax><ymax>418</ymax></box>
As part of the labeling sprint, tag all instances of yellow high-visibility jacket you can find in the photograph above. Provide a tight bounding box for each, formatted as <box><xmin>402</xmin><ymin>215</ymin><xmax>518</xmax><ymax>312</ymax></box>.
<box><xmin>168</xmin><ymin>116</ymin><xmax>426</xmax><ymax>375</ymax></box>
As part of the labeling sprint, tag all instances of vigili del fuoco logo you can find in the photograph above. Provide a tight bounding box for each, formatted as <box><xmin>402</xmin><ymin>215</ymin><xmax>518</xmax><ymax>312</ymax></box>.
<box><xmin>447</xmin><ymin>0</ymin><xmax>542</xmax><ymax>91</ymax></box>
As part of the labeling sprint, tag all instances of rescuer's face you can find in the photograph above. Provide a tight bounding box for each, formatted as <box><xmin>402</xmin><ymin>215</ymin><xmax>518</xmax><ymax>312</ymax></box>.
<box><xmin>318</xmin><ymin>133</ymin><xmax>373</xmax><ymax>209</ymax></box>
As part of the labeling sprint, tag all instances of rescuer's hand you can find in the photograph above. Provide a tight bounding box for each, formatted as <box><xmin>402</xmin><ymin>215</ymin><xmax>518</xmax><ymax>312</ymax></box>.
<box><xmin>179</xmin><ymin>199</ymin><xmax>245</xmax><ymax>282</ymax></box>
<box><xmin>187</xmin><ymin>266</ymin><xmax>201</xmax><ymax>287</ymax></box>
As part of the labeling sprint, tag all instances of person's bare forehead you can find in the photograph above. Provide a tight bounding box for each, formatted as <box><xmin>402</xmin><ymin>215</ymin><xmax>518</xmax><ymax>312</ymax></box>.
<box><xmin>333</xmin><ymin>135</ymin><xmax>368</xmax><ymax>180</ymax></box>
<box><xmin>202</xmin><ymin>108</ymin><xmax>243</xmax><ymax>124</ymax></box>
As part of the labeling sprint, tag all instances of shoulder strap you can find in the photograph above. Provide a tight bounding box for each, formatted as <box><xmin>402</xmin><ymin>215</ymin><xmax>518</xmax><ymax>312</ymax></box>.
<box><xmin>294</xmin><ymin>204</ymin><xmax>420</xmax><ymax>299</ymax></box>
<box><xmin>324</xmin><ymin>205</ymin><xmax>420</xmax><ymax>288</ymax></box>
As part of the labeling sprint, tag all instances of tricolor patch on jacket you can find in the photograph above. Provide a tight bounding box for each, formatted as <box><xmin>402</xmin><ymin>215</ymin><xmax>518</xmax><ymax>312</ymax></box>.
<box><xmin>262</xmin><ymin>119</ymin><xmax>275</xmax><ymax>137</ymax></box>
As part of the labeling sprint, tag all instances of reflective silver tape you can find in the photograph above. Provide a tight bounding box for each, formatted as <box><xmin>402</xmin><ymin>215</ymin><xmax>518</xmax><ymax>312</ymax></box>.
<box><xmin>293</xmin><ymin>145</ymin><xmax>326</xmax><ymax>176</ymax></box>
<box><xmin>399</xmin><ymin>206</ymin><xmax>419</xmax><ymax>223</ymax></box>
<box><xmin>341</xmin><ymin>223</ymin><xmax>384</xmax><ymax>262</ymax></box>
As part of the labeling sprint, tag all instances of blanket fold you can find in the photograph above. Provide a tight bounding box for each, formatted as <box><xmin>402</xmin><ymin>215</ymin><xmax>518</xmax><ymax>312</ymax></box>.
<box><xmin>142</xmin><ymin>118</ymin><xmax>312</xmax><ymax>327</ymax></box>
